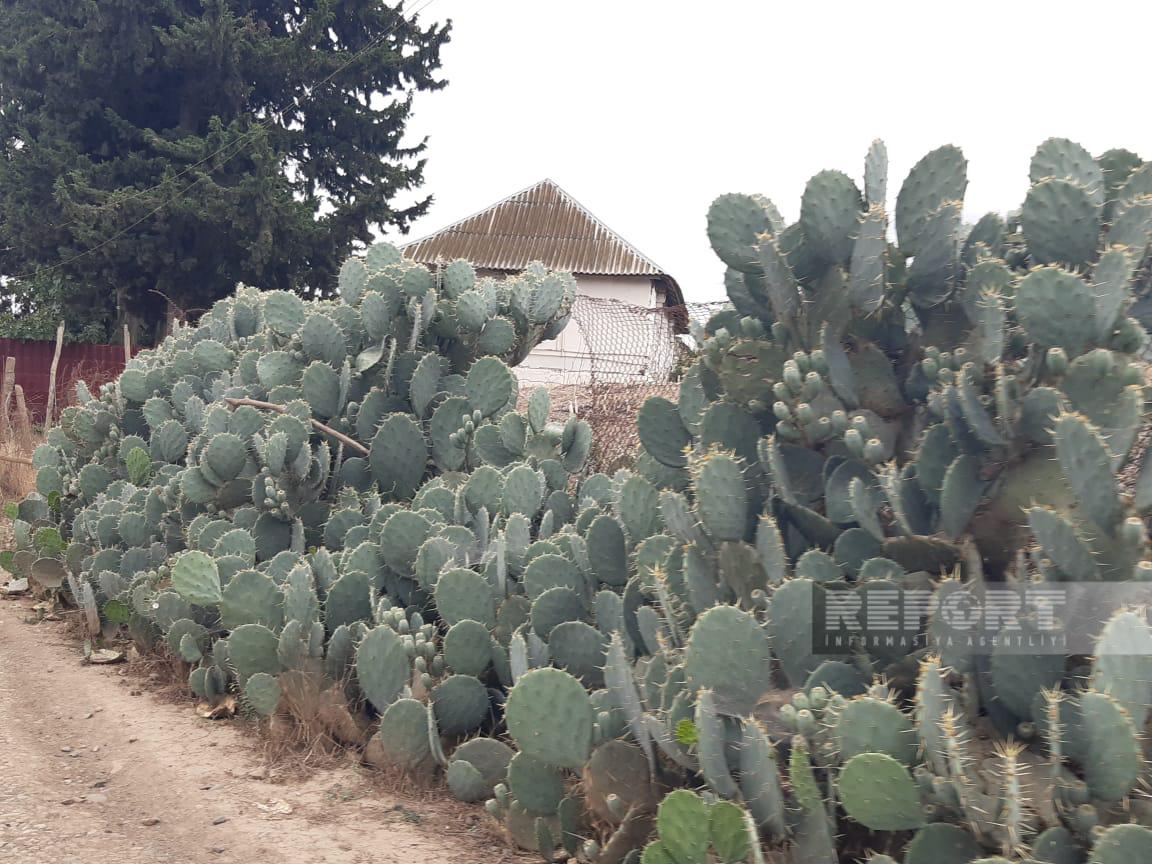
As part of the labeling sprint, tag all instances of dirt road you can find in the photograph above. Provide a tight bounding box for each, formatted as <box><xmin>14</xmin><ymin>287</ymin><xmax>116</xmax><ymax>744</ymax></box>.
<box><xmin>0</xmin><ymin>596</ymin><xmax>516</xmax><ymax>864</ymax></box>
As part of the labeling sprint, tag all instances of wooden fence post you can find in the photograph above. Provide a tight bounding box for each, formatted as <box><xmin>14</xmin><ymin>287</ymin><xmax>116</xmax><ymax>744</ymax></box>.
<box><xmin>46</xmin><ymin>321</ymin><xmax>65</xmax><ymax>425</ymax></box>
<box><xmin>0</xmin><ymin>356</ymin><xmax>15</xmax><ymax>440</ymax></box>
<box><xmin>123</xmin><ymin>324</ymin><xmax>132</xmax><ymax>365</ymax></box>
<box><xmin>13</xmin><ymin>385</ymin><xmax>32</xmax><ymax>452</ymax></box>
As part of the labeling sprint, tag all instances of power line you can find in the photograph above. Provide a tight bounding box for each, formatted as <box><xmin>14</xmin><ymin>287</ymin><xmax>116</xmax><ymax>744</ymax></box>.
<box><xmin>6</xmin><ymin>0</ymin><xmax>438</xmax><ymax>282</ymax></box>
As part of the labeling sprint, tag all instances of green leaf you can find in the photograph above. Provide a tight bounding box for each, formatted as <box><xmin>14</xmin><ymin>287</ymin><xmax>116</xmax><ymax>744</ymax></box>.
<box><xmin>674</xmin><ymin>718</ymin><xmax>699</xmax><ymax>746</ymax></box>
<box><xmin>355</xmin><ymin>342</ymin><xmax>386</xmax><ymax>373</ymax></box>
<box><xmin>709</xmin><ymin>801</ymin><xmax>751</xmax><ymax>864</ymax></box>
<box><xmin>640</xmin><ymin>841</ymin><xmax>676</xmax><ymax>864</ymax></box>
<box><xmin>656</xmin><ymin>791</ymin><xmax>711</xmax><ymax>863</ymax></box>
<box><xmin>102</xmin><ymin>599</ymin><xmax>131</xmax><ymax>624</ymax></box>
<box><xmin>126</xmin><ymin>446</ymin><xmax>152</xmax><ymax>486</ymax></box>
<box><xmin>170</xmin><ymin>550</ymin><xmax>222</xmax><ymax>606</ymax></box>
<box><xmin>34</xmin><ymin>527</ymin><xmax>66</xmax><ymax>557</ymax></box>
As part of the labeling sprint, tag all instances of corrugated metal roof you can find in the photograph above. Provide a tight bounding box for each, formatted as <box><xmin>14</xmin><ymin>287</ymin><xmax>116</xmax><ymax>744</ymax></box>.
<box><xmin>403</xmin><ymin>179</ymin><xmax>682</xmax><ymax>304</ymax></box>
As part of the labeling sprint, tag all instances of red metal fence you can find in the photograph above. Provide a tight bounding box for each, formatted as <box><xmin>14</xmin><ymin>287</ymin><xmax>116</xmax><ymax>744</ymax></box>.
<box><xmin>0</xmin><ymin>339</ymin><xmax>130</xmax><ymax>423</ymax></box>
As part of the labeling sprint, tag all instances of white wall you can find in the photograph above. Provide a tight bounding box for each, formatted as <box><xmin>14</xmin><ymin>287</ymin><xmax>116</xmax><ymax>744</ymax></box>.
<box><xmin>515</xmin><ymin>275</ymin><xmax>677</xmax><ymax>387</ymax></box>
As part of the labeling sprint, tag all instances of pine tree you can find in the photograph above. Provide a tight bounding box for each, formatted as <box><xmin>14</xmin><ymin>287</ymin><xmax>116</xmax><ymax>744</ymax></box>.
<box><xmin>0</xmin><ymin>0</ymin><xmax>450</xmax><ymax>344</ymax></box>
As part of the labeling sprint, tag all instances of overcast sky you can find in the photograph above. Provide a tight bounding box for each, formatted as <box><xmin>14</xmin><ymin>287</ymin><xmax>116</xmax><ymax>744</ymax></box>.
<box><xmin>381</xmin><ymin>0</ymin><xmax>1152</xmax><ymax>302</ymax></box>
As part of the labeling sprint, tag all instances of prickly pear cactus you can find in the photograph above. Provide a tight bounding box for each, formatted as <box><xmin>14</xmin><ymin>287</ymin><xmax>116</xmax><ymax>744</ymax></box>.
<box><xmin>10</xmin><ymin>140</ymin><xmax>1152</xmax><ymax>864</ymax></box>
<box><xmin>620</xmin><ymin>138</ymin><xmax>1152</xmax><ymax>863</ymax></box>
<box><xmin>5</xmin><ymin>241</ymin><xmax>593</xmax><ymax>750</ymax></box>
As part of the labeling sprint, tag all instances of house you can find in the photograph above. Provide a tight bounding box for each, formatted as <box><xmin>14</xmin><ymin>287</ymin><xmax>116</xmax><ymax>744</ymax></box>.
<box><xmin>403</xmin><ymin>179</ymin><xmax>685</xmax><ymax>386</ymax></box>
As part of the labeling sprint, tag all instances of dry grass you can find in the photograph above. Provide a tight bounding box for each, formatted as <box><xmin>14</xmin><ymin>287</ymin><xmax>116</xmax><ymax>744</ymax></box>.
<box><xmin>0</xmin><ymin>453</ymin><xmax>33</xmax><ymax>502</ymax></box>
<box><xmin>514</xmin><ymin>379</ymin><xmax>680</xmax><ymax>474</ymax></box>
<box><xmin>582</xmin><ymin>382</ymin><xmax>677</xmax><ymax>474</ymax></box>
<box><xmin>513</xmin><ymin>380</ymin><xmax>585</xmax><ymax>423</ymax></box>
<box><xmin>0</xmin><ymin>432</ymin><xmax>38</xmax><ymax>505</ymax></box>
<box><xmin>259</xmin><ymin>671</ymin><xmax>371</xmax><ymax>772</ymax></box>
<box><xmin>260</xmin><ymin>720</ymin><xmax>360</xmax><ymax>776</ymax></box>
<box><xmin>0</xmin><ymin>356</ymin><xmax>112</xmax><ymax>513</ymax></box>
<box><xmin>125</xmin><ymin>649</ymin><xmax>206</xmax><ymax>702</ymax></box>
<box><xmin>62</xmin><ymin>358</ymin><xmax>122</xmax><ymax>399</ymax></box>
<box><xmin>0</xmin><ymin>416</ymin><xmax>40</xmax><ymax>556</ymax></box>
<box><xmin>0</xmin><ymin>361</ymin><xmax>113</xmax><ymax>530</ymax></box>
<box><xmin>254</xmin><ymin>688</ymin><xmax>531</xmax><ymax>862</ymax></box>
<box><xmin>358</xmin><ymin>761</ymin><xmax>537</xmax><ymax>862</ymax></box>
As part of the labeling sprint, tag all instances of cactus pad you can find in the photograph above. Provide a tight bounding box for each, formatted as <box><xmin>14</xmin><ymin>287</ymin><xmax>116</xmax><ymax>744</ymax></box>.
<box><xmin>435</xmin><ymin>567</ymin><xmax>496</xmax><ymax>628</ymax></box>
<box><xmin>839</xmin><ymin>752</ymin><xmax>924</xmax><ymax>831</ymax></box>
<box><xmin>548</xmin><ymin>621</ymin><xmax>607</xmax><ymax>687</ymax></box>
<box><xmin>1078</xmin><ymin>690</ymin><xmax>1141</xmax><ymax>802</ymax></box>
<box><xmin>638</xmin><ymin>398</ymin><xmax>691</xmax><ymax>468</ymax></box>
<box><xmin>242</xmin><ymin>672</ymin><xmax>282</xmax><ymax>717</ymax></box>
<box><xmin>227</xmin><ymin>623</ymin><xmax>279</xmax><ymax>684</ymax></box>
<box><xmin>654</xmin><ymin>790</ymin><xmax>710</xmax><ymax>864</ymax></box>
<box><xmin>835</xmin><ymin>696</ymin><xmax>917</xmax><ymax>766</ymax></box>
<box><xmin>707</xmin><ymin>194</ymin><xmax>779</xmax><ymax>272</ymax></box>
<box><xmin>431</xmin><ymin>674</ymin><xmax>490</xmax><ymax>736</ymax></box>
<box><xmin>443</xmin><ymin>619</ymin><xmax>493</xmax><ymax>677</ymax></box>
<box><xmin>376</xmin><ymin>698</ymin><xmax>432</xmax><ymax>771</ymax></box>
<box><xmin>505</xmin><ymin>668</ymin><xmax>593</xmax><ymax>770</ymax></box>
<box><xmin>1090</xmin><ymin>824</ymin><xmax>1152</xmax><ymax>864</ymax></box>
<box><xmin>170</xmin><ymin>550</ymin><xmax>222</xmax><ymax>606</ymax></box>
<box><xmin>220</xmin><ymin>569</ymin><xmax>283</xmax><ymax>630</ymax></box>
<box><xmin>355</xmin><ymin>625</ymin><xmax>410</xmax><ymax>712</ymax></box>
<box><xmin>684</xmin><ymin>604</ymin><xmax>772</xmax><ymax>716</ymax></box>
<box><xmin>902</xmin><ymin>823</ymin><xmax>983</xmax><ymax>864</ymax></box>
<box><xmin>465</xmin><ymin>357</ymin><xmax>515</xmax><ymax>418</ymax></box>
<box><xmin>369</xmin><ymin>414</ymin><xmax>427</xmax><ymax>501</ymax></box>
<box><xmin>507</xmin><ymin>751</ymin><xmax>566</xmax><ymax>816</ymax></box>
<box><xmin>694</xmin><ymin>452</ymin><xmax>747</xmax><ymax>542</ymax></box>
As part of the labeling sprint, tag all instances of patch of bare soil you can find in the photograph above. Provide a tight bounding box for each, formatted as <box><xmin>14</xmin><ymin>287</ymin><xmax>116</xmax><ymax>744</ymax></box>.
<box><xmin>0</xmin><ymin>595</ymin><xmax>521</xmax><ymax>864</ymax></box>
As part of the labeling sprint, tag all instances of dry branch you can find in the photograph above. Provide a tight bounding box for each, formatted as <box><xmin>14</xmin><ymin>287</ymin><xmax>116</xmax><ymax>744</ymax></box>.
<box><xmin>223</xmin><ymin>398</ymin><xmax>369</xmax><ymax>457</ymax></box>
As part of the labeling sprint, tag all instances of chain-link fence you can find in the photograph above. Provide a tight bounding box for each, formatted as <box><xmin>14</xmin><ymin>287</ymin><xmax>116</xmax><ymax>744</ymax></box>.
<box><xmin>514</xmin><ymin>295</ymin><xmax>727</xmax><ymax>473</ymax></box>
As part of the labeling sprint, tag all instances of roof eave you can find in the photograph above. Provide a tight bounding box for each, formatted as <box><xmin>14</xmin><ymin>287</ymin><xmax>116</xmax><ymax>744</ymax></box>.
<box><xmin>656</xmin><ymin>274</ymin><xmax>685</xmax><ymax>309</ymax></box>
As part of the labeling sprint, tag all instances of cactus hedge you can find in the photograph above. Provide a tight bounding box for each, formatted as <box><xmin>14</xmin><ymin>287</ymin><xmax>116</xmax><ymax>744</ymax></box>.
<box><xmin>7</xmin><ymin>138</ymin><xmax>1152</xmax><ymax>864</ymax></box>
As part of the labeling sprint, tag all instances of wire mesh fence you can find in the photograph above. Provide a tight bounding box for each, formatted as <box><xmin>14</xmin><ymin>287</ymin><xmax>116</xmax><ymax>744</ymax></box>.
<box><xmin>514</xmin><ymin>295</ymin><xmax>728</xmax><ymax>473</ymax></box>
